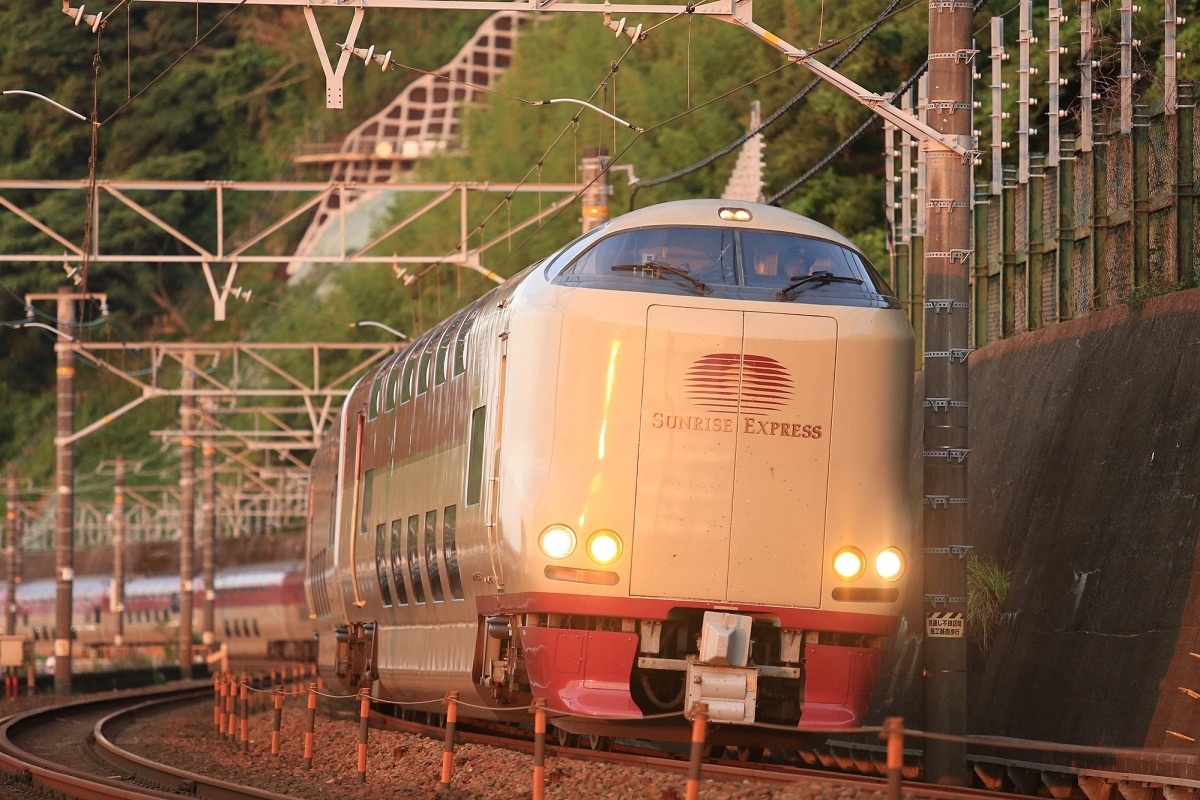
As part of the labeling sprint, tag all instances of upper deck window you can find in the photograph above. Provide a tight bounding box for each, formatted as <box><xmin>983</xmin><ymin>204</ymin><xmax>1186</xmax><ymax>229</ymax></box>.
<box><xmin>549</xmin><ymin>225</ymin><xmax>897</xmax><ymax>308</ymax></box>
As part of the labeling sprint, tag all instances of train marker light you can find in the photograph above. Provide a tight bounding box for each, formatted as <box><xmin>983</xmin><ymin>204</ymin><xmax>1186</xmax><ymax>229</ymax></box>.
<box><xmin>539</xmin><ymin>525</ymin><xmax>576</xmax><ymax>559</ymax></box>
<box><xmin>875</xmin><ymin>548</ymin><xmax>906</xmax><ymax>581</ymax></box>
<box><xmin>718</xmin><ymin>207</ymin><xmax>753</xmax><ymax>222</ymax></box>
<box><xmin>833</xmin><ymin>547</ymin><xmax>865</xmax><ymax>581</ymax></box>
<box><xmin>586</xmin><ymin>531</ymin><xmax>622</xmax><ymax>565</ymax></box>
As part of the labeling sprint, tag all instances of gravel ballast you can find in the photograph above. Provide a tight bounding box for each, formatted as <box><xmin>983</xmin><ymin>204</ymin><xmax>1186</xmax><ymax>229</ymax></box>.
<box><xmin>117</xmin><ymin>692</ymin><xmax>891</xmax><ymax>800</ymax></box>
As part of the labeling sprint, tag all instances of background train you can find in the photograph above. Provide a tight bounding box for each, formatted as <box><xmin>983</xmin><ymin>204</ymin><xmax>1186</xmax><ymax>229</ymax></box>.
<box><xmin>306</xmin><ymin>199</ymin><xmax>916</xmax><ymax>742</ymax></box>
<box><xmin>9</xmin><ymin>561</ymin><xmax>314</xmax><ymax>663</ymax></box>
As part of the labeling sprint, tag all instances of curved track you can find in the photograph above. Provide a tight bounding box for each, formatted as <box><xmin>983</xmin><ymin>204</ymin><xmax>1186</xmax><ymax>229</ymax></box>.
<box><xmin>0</xmin><ymin>683</ymin><xmax>299</xmax><ymax>800</ymax></box>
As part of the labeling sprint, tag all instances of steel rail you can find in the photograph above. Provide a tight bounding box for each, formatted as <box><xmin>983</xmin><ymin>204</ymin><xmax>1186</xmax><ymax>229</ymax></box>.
<box><xmin>0</xmin><ymin>682</ymin><xmax>299</xmax><ymax>800</ymax></box>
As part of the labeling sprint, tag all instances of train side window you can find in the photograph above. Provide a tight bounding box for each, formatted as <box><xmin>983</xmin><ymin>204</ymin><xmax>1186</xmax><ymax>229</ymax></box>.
<box><xmin>376</xmin><ymin>522</ymin><xmax>393</xmax><ymax>608</ymax></box>
<box><xmin>454</xmin><ymin>315</ymin><xmax>474</xmax><ymax>376</ymax></box>
<box><xmin>435</xmin><ymin>326</ymin><xmax>454</xmax><ymax>386</ymax></box>
<box><xmin>368</xmin><ymin>370</ymin><xmax>386</xmax><ymax>421</ymax></box>
<box><xmin>384</xmin><ymin>358</ymin><xmax>403</xmax><ymax>413</ymax></box>
<box><xmin>418</xmin><ymin>338</ymin><xmax>435</xmax><ymax>395</ymax></box>
<box><xmin>425</xmin><ymin>509</ymin><xmax>444</xmax><ymax>603</ymax></box>
<box><xmin>443</xmin><ymin>504</ymin><xmax>465</xmax><ymax>600</ymax></box>
<box><xmin>400</xmin><ymin>353</ymin><xmax>417</xmax><ymax>405</ymax></box>
<box><xmin>358</xmin><ymin>470</ymin><xmax>374</xmax><ymax>536</ymax></box>
<box><xmin>407</xmin><ymin>514</ymin><xmax>426</xmax><ymax>604</ymax></box>
<box><xmin>224</xmin><ymin>619</ymin><xmax>231</xmax><ymax>637</ymax></box>
<box><xmin>171</xmin><ymin>593</ymin><xmax>180</xmax><ymax>614</ymax></box>
<box><xmin>389</xmin><ymin>519</ymin><xmax>408</xmax><ymax>606</ymax></box>
<box><xmin>466</xmin><ymin>406</ymin><xmax>486</xmax><ymax>506</ymax></box>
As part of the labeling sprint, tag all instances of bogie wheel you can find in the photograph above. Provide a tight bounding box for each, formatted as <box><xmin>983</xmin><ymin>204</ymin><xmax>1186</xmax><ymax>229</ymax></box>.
<box><xmin>586</xmin><ymin>734</ymin><xmax>615</xmax><ymax>751</ymax></box>
<box><xmin>555</xmin><ymin>728</ymin><xmax>581</xmax><ymax>748</ymax></box>
<box><xmin>736</xmin><ymin>746</ymin><xmax>765</xmax><ymax>762</ymax></box>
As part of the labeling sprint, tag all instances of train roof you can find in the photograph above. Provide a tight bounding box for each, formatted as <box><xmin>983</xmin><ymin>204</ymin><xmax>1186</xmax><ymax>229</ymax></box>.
<box><xmin>17</xmin><ymin>575</ymin><xmax>111</xmax><ymax>602</ymax></box>
<box><xmin>214</xmin><ymin>561</ymin><xmax>300</xmax><ymax>590</ymax></box>
<box><xmin>600</xmin><ymin>200</ymin><xmax>860</xmax><ymax>250</ymax></box>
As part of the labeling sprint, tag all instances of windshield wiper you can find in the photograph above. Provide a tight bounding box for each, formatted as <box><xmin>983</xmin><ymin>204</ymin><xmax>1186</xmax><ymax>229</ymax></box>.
<box><xmin>776</xmin><ymin>271</ymin><xmax>863</xmax><ymax>300</ymax></box>
<box><xmin>611</xmin><ymin>261</ymin><xmax>711</xmax><ymax>294</ymax></box>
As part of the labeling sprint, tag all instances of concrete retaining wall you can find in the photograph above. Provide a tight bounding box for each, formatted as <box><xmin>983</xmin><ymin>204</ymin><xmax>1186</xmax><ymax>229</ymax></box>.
<box><xmin>968</xmin><ymin>288</ymin><xmax>1200</xmax><ymax>748</ymax></box>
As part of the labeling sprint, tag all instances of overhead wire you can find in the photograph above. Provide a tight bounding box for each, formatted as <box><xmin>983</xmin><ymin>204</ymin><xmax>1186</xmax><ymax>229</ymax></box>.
<box><xmin>630</xmin><ymin>0</ymin><xmax>923</xmax><ymax>205</ymax></box>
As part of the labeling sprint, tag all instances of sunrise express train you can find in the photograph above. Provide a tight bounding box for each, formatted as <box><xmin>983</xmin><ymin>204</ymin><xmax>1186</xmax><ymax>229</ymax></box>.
<box><xmin>13</xmin><ymin>561</ymin><xmax>313</xmax><ymax>661</ymax></box>
<box><xmin>307</xmin><ymin>199</ymin><xmax>915</xmax><ymax>738</ymax></box>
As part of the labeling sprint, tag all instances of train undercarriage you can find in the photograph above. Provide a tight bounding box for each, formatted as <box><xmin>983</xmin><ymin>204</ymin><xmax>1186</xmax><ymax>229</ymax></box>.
<box><xmin>481</xmin><ymin>607</ymin><xmax>886</xmax><ymax>740</ymax></box>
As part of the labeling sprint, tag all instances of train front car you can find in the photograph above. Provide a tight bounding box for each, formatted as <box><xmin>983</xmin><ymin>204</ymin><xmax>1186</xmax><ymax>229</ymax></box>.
<box><xmin>491</xmin><ymin>199</ymin><xmax>914</xmax><ymax>739</ymax></box>
<box><xmin>309</xmin><ymin>199</ymin><xmax>913</xmax><ymax>744</ymax></box>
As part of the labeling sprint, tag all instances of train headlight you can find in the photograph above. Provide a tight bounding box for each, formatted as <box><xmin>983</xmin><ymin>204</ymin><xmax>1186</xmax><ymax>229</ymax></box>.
<box><xmin>832</xmin><ymin>547</ymin><xmax>866</xmax><ymax>581</ymax></box>
<box><xmin>586</xmin><ymin>531</ymin><xmax>622</xmax><ymax>565</ymax></box>
<box><xmin>875</xmin><ymin>548</ymin><xmax>906</xmax><ymax>581</ymax></box>
<box><xmin>718</xmin><ymin>207</ymin><xmax>753</xmax><ymax>222</ymax></box>
<box><xmin>539</xmin><ymin>525</ymin><xmax>576</xmax><ymax>559</ymax></box>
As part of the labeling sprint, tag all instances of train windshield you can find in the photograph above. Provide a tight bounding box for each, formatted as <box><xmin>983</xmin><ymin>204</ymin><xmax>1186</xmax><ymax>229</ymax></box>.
<box><xmin>548</xmin><ymin>226</ymin><xmax>897</xmax><ymax>307</ymax></box>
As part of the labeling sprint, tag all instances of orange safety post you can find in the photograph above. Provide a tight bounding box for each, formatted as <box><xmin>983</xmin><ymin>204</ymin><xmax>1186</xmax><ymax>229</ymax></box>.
<box><xmin>881</xmin><ymin>717</ymin><xmax>904</xmax><ymax>800</ymax></box>
<box><xmin>302</xmin><ymin>682</ymin><xmax>318</xmax><ymax>771</ymax></box>
<box><xmin>239</xmin><ymin>673</ymin><xmax>250</xmax><ymax>752</ymax></box>
<box><xmin>271</xmin><ymin>685</ymin><xmax>284</xmax><ymax>757</ymax></box>
<box><xmin>213</xmin><ymin>673</ymin><xmax>222</xmax><ymax>732</ymax></box>
<box><xmin>532</xmin><ymin>699</ymin><xmax>547</xmax><ymax>800</ymax></box>
<box><xmin>225</xmin><ymin>674</ymin><xmax>237</xmax><ymax>741</ymax></box>
<box><xmin>439</xmin><ymin>691</ymin><xmax>459</xmax><ymax>789</ymax></box>
<box><xmin>356</xmin><ymin>686</ymin><xmax>371</xmax><ymax>784</ymax></box>
<box><xmin>685</xmin><ymin>702</ymin><xmax>709</xmax><ymax>800</ymax></box>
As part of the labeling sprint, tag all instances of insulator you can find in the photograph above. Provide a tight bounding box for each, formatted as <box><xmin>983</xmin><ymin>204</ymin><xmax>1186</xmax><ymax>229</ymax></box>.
<box><xmin>1030</xmin><ymin>66</ymin><xmax>1039</xmax><ymax>74</ymax></box>
<box><xmin>1091</xmin><ymin>92</ymin><xmax>1101</xmax><ymax>100</ymax></box>
<box><xmin>1028</xmin><ymin>97</ymin><xmax>1039</xmax><ymax>105</ymax></box>
<box><xmin>973</xmin><ymin>129</ymin><xmax>982</xmax><ymax>137</ymax></box>
<box><xmin>1179</xmin><ymin>52</ymin><xmax>1188</xmax><ymax>60</ymax></box>
<box><xmin>893</xmin><ymin>202</ymin><xmax>902</xmax><ymax>209</ymax></box>
<box><xmin>1031</xmin><ymin>36</ymin><xmax>1039</xmax><ymax>43</ymax></box>
<box><xmin>1133</xmin><ymin>72</ymin><xmax>1141</xmax><ymax>80</ymax></box>
<box><xmin>1091</xmin><ymin>59</ymin><xmax>1102</xmax><ymax>67</ymax></box>
<box><xmin>1003</xmin><ymin>52</ymin><xmax>1011</xmax><ymax>61</ymax></box>
<box><xmin>1001</xmin><ymin>141</ymin><xmax>1011</xmax><ymax>148</ymax></box>
<box><xmin>973</xmin><ymin>157</ymin><xmax>983</xmax><ymax>165</ymax></box>
<box><xmin>892</xmin><ymin>149</ymin><xmax>901</xmax><ymax>157</ymax></box>
<box><xmin>1061</xmin><ymin>14</ymin><xmax>1069</xmax><ymax>21</ymax></box>
<box><xmin>892</xmin><ymin>176</ymin><xmax>902</xmax><ymax>183</ymax></box>
<box><xmin>1058</xmin><ymin>78</ymin><xmax>1069</xmax><ymax>85</ymax></box>
<box><xmin>1002</xmin><ymin>81</ymin><xmax>1011</xmax><ymax>89</ymax></box>
<box><xmin>1030</xmin><ymin>127</ymin><xmax>1039</xmax><ymax>135</ymax></box>
<box><xmin>973</xmin><ymin>71</ymin><xmax>982</xmax><ymax>79</ymax></box>
<box><xmin>1058</xmin><ymin>110</ymin><xmax>1069</xmax><ymax>117</ymax></box>
<box><xmin>909</xmin><ymin>193</ymin><xmax>918</xmax><ymax>200</ymax></box>
<box><xmin>1058</xmin><ymin>46</ymin><xmax>1069</xmax><ymax>54</ymax></box>
<box><xmin>1131</xmin><ymin>4</ymin><xmax>1140</xmax><ymax>12</ymax></box>
<box><xmin>1002</xmin><ymin>111</ymin><xmax>1011</xmax><ymax>119</ymax></box>
<box><xmin>1132</xmin><ymin>39</ymin><xmax>1142</xmax><ymax>47</ymax></box>
<box><xmin>973</xmin><ymin>100</ymin><xmax>982</xmax><ymax>109</ymax></box>
<box><xmin>1176</xmin><ymin>16</ymin><xmax>1187</xmax><ymax>25</ymax></box>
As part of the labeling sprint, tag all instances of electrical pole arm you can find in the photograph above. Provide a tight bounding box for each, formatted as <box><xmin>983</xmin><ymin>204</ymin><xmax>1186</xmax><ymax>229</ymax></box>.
<box><xmin>695</xmin><ymin>1</ymin><xmax>975</xmax><ymax>157</ymax></box>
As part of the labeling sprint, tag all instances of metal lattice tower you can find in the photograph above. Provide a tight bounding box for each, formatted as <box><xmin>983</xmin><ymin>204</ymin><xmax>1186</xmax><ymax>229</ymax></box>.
<box><xmin>290</xmin><ymin>12</ymin><xmax>524</xmax><ymax>273</ymax></box>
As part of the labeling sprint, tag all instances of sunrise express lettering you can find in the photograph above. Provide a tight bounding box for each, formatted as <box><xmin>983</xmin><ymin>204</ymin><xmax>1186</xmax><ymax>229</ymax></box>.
<box><xmin>649</xmin><ymin>413</ymin><xmax>823</xmax><ymax>439</ymax></box>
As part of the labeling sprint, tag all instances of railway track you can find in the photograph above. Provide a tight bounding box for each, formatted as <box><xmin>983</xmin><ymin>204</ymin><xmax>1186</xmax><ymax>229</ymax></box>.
<box><xmin>0</xmin><ymin>682</ymin><xmax>299</xmax><ymax>800</ymax></box>
<box><xmin>4</xmin><ymin>679</ymin><xmax>1195</xmax><ymax>800</ymax></box>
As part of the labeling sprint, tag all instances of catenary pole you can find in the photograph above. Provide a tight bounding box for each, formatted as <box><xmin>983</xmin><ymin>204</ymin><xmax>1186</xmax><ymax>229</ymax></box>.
<box><xmin>5</xmin><ymin>473</ymin><xmax>20</xmax><ymax>637</ymax></box>
<box><xmin>54</xmin><ymin>287</ymin><xmax>76</xmax><ymax>694</ymax></box>
<box><xmin>179</xmin><ymin>351</ymin><xmax>197</xmax><ymax>674</ymax></box>
<box><xmin>921</xmin><ymin>0</ymin><xmax>973</xmax><ymax>782</ymax></box>
<box><xmin>113</xmin><ymin>456</ymin><xmax>126</xmax><ymax>646</ymax></box>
